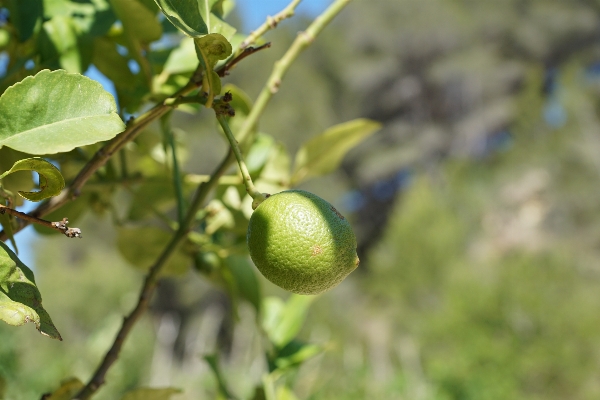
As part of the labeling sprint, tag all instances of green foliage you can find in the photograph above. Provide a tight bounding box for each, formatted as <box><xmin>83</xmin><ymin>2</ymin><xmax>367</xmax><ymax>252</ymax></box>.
<box><xmin>0</xmin><ymin>241</ymin><xmax>61</xmax><ymax>340</ymax></box>
<box><xmin>120</xmin><ymin>387</ymin><xmax>181</xmax><ymax>400</ymax></box>
<box><xmin>153</xmin><ymin>0</ymin><xmax>209</xmax><ymax>37</ymax></box>
<box><xmin>0</xmin><ymin>158</ymin><xmax>64</xmax><ymax>201</ymax></box>
<box><xmin>0</xmin><ymin>70</ymin><xmax>125</xmax><ymax>154</ymax></box>
<box><xmin>0</xmin><ymin>0</ymin><xmax>371</xmax><ymax>398</ymax></box>
<box><xmin>291</xmin><ymin>119</ymin><xmax>381</xmax><ymax>185</ymax></box>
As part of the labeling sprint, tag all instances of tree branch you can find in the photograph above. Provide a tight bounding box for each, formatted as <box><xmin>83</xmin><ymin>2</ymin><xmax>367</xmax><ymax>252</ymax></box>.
<box><xmin>240</xmin><ymin>0</ymin><xmax>302</xmax><ymax>49</ymax></box>
<box><xmin>0</xmin><ymin>204</ymin><xmax>81</xmax><ymax>238</ymax></box>
<box><xmin>235</xmin><ymin>0</ymin><xmax>353</xmax><ymax>145</ymax></box>
<box><xmin>73</xmin><ymin>150</ymin><xmax>235</xmax><ymax>400</ymax></box>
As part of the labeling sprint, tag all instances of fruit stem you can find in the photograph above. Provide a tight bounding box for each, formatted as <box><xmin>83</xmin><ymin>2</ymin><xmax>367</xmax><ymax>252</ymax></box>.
<box><xmin>216</xmin><ymin>114</ymin><xmax>268</xmax><ymax>207</ymax></box>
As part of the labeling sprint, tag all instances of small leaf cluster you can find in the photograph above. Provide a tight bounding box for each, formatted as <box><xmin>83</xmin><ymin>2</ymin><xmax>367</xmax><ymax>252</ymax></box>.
<box><xmin>0</xmin><ymin>0</ymin><xmax>374</xmax><ymax>398</ymax></box>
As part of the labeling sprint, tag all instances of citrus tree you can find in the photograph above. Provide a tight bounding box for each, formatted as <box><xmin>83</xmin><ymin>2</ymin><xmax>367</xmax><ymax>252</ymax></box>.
<box><xmin>0</xmin><ymin>0</ymin><xmax>380</xmax><ymax>398</ymax></box>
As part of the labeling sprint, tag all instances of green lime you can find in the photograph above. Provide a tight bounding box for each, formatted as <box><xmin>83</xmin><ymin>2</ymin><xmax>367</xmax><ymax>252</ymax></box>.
<box><xmin>246</xmin><ymin>190</ymin><xmax>359</xmax><ymax>295</ymax></box>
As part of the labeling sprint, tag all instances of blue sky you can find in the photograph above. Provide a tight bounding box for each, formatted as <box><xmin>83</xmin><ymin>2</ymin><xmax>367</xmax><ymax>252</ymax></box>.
<box><xmin>236</xmin><ymin>0</ymin><xmax>328</xmax><ymax>31</ymax></box>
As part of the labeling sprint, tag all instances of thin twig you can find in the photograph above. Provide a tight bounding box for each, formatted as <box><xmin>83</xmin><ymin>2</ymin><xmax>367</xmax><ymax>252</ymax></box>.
<box><xmin>161</xmin><ymin>113</ymin><xmax>186</xmax><ymax>225</ymax></box>
<box><xmin>236</xmin><ymin>0</ymin><xmax>353</xmax><ymax>145</ymax></box>
<box><xmin>0</xmin><ymin>204</ymin><xmax>81</xmax><ymax>238</ymax></box>
<box><xmin>73</xmin><ymin>150</ymin><xmax>235</xmax><ymax>400</ymax></box>
<box><xmin>218</xmin><ymin>42</ymin><xmax>272</xmax><ymax>77</ymax></box>
<box><xmin>240</xmin><ymin>0</ymin><xmax>302</xmax><ymax>49</ymax></box>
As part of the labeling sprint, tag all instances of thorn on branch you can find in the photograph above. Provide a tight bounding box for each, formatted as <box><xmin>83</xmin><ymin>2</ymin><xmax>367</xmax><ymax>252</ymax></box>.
<box><xmin>51</xmin><ymin>218</ymin><xmax>82</xmax><ymax>238</ymax></box>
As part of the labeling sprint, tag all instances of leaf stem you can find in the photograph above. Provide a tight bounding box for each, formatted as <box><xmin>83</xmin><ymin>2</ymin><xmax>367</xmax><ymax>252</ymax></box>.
<box><xmin>216</xmin><ymin>114</ymin><xmax>267</xmax><ymax>206</ymax></box>
<box><xmin>161</xmin><ymin>113</ymin><xmax>186</xmax><ymax>225</ymax></box>
<box><xmin>73</xmin><ymin>150</ymin><xmax>235</xmax><ymax>400</ymax></box>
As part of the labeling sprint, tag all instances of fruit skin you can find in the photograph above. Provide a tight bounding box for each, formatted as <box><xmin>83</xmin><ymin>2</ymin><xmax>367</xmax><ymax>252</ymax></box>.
<box><xmin>246</xmin><ymin>190</ymin><xmax>359</xmax><ymax>295</ymax></box>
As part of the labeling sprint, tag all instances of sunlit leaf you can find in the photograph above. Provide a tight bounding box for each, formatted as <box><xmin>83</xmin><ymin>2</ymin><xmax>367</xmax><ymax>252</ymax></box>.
<box><xmin>258</xmin><ymin>141</ymin><xmax>291</xmax><ymax>188</ymax></box>
<box><xmin>195</xmin><ymin>33</ymin><xmax>232</xmax><ymax>106</ymax></box>
<box><xmin>196</xmin><ymin>0</ymin><xmax>237</xmax><ymax>38</ymax></box>
<box><xmin>0</xmin><ymin>241</ymin><xmax>62</xmax><ymax>340</ymax></box>
<box><xmin>121</xmin><ymin>387</ymin><xmax>181</xmax><ymax>400</ymax></box>
<box><xmin>112</xmin><ymin>0</ymin><xmax>162</xmax><ymax>43</ymax></box>
<box><xmin>93</xmin><ymin>37</ymin><xmax>137</xmax><ymax>90</ymax></box>
<box><xmin>162</xmin><ymin>38</ymin><xmax>198</xmax><ymax>75</ymax></box>
<box><xmin>262</xmin><ymin>295</ymin><xmax>315</xmax><ymax>348</ymax></box>
<box><xmin>154</xmin><ymin>0</ymin><xmax>208</xmax><ymax>37</ymax></box>
<box><xmin>291</xmin><ymin>119</ymin><xmax>381</xmax><ymax>185</ymax></box>
<box><xmin>0</xmin><ymin>70</ymin><xmax>125</xmax><ymax>154</ymax></box>
<box><xmin>204</xmin><ymin>354</ymin><xmax>235</xmax><ymax>399</ymax></box>
<box><xmin>117</xmin><ymin>227</ymin><xmax>190</xmax><ymax>276</ymax></box>
<box><xmin>211</xmin><ymin>0</ymin><xmax>235</xmax><ymax>19</ymax></box>
<box><xmin>274</xmin><ymin>340</ymin><xmax>324</xmax><ymax>370</ymax></box>
<box><xmin>5</xmin><ymin>0</ymin><xmax>42</xmax><ymax>42</ymax></box>
<box><xmin>275</xmin><ymin>385</ymin><xmax>300</xmax><ymax>400</ymax></box>
<box><xmin>39</xmin><ymin>16</ymin><xmax>81</xmax><ymax>72</ymax></box>
<box><xmin>0</xmin><ymin>148</ymin><xmax>34</xmax><ymax>207</ymax></box>
<box><xmin>43</xmin><ymin>377</ymin><xmax>84</xmax><ymax>400</ymax></box>
<box><xmin>0</xmin><ymin>214</ymin><xmax>16</xmax><ymax>254</ymax></box>
<box><xmin>225</xmin><ymin>255</ymin><xmax>262</xmax><ymax>314</ymax></box>
<box><xmin>0</xmin><ymin>374</ymin><xmax>5</xmax><ymax>399</ymax></box>
<box><xmin>246</xmin><ymin>134</ymin><xmax>275</xmax><ymax>177</ymax></box>
<box><xmin>0</xmin><ymin>158</ymin><xmax>65</xmax><ymax>201</ymax></box>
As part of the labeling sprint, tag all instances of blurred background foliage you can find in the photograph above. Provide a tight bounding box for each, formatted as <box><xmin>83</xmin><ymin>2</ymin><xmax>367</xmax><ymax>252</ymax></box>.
<box><xmin>2</xmin><ymin>0</ymin><xmax>600</xmax><ymax>399</ymax></box>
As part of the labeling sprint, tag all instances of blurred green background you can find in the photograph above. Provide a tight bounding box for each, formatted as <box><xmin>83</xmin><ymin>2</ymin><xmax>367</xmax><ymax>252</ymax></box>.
<box><xmin>3</xmin><ymin>0</ymin><xmax>600</xmax><ymax>399</ymax></box>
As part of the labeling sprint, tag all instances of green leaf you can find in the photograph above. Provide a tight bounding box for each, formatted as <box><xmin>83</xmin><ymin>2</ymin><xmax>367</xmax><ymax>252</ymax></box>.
<box><xmin>0</xmin><ymin>69</ymin><xmax>125</xmax><ymax>155</ymax></box>
<box><xmin>195</xmin><ymin>33</ymin><xmax>232</xmax><ymax>106</ymax></box>
<box><xmin>291</xmin><ymin>119</ymin><xmax>381</xmax><ymax>185</ymax></box>
<box><xmin>117</xmin><ymin>227</ymin><xmax>190</xmax><ymax>276</ymax></box>
<box><xmin>112</xmin><ymin>0</ymin><xmax>163</xmax><ymax>43</ymax></box>
<box><xmin>211</xmin><ymin>0</ymin><xmax>235</xmax><ymax>19</ymax></box>
<box><xmin>204</xmin><ymin>354</ymin><xmax>235</xmax><ymax>400</ymax></box>
<box><xmin>121</xmin><ymin>387</ymin><xmax>181</xmax><ymax>400</ymax></box>
<box><xmin>257</xmin><ymin>141</ymin><xmax>291</xmax><ymax>189</ymax></box>
<box><xmin>0</xmin><ymin>374</ymin><xmax>5</xmax><ymax>399</ymax></box>
<box><xmin>0</xmin><ymin>148</ymin><xmax>35</xmax><ymax>207</ymax></box>
<box><xmin>198</xmin><ymin>0</ymin><xmax>236</xmax><ymax>38</ymax></box>
<box><xmin>262</xmin><ymin>295</ymin><xmax>315</xmax><ymax>348</ymax></box>
<box><xmin>5</xmin><ymin>0</ymin><xmax>43</xmax><ymax>42</ymax></box>
<box><xmin>0</xmin><ymin>158</ymin><xmax>65</xmax><ymax>201</ymax></box>
<box><xmin>0</xmin><ymin>214</ymin><xmax>16</xmax><ymax>254</ymax></box>
<box><xmin>275</xmin><ymin>385</ymin><xmax>300</xmax><ymax>400</ymax></box>
<box><xmin>225</xmin><ymin>255</ymin><xmax>262</xmax><ymax>315</ymax></box>
<box><xmin>274</xmin><ymin>340</ymin><xmax>324</xmax><ymax>370</ymax></box>
<box><xmin>154</xmin><ymin>0</ymin><xmax>208</xmax><ymax>37</ymax></box>
<box><xmin>246</xmin><ymin>134</ymin><xmax>275</xmax><ymax>177</ymax></box>
<box><xmin>195</xmin><ymin>33</ymin><xmax>232</xmax><ymax>70</ymax></box>
<box><xmin>92</xmin><ymin>37</ymin><xmax>137</xmax><ymax>90</ymax></box>
<box><xmin>39</xmin><ymin>16</ymin><xmax>81</xmax><ymax>72</ymax></box>
<box><xmin>162</xmin><ymin>38</ymin><xmax>198</xmax><ymax>75</ymax></box>
<box><xmin>44</xmin><ymin>377</ymin><xmax>84</xmax><ymax>400</ymax></box>
<box><xmin>0</xmin><ymin>241</ymin><xmax>62</xmax><ymax>340</ymax></box>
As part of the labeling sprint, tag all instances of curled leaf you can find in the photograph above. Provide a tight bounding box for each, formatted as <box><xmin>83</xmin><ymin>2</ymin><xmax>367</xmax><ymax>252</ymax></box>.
<box><xmin>0</xmin><ymin>158</ymin><xmax>65</xmax><ymax>201</ymax></box>
<box><xmin>195</xmin><ymin>33</ymin><xmax>232</xmax><ymax>107</ymax></box>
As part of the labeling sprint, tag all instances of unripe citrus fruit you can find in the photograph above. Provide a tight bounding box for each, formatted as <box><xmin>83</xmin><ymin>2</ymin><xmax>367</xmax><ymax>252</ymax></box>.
<box><xmin>246</xmin><ymin>190</ymin><xmax>359</xmax><ymax>295</ymax></box>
